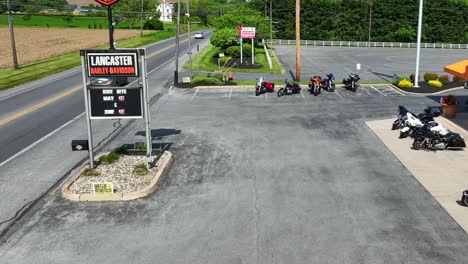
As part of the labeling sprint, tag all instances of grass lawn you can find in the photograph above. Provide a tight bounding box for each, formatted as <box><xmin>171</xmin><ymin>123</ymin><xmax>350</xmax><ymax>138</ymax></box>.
<box><xmin>185</xmin><ymin>44</ymin><xmax>284</xmax><ymax>74</ymax></box>
<box><xmin>0</xmin><ymin>26</ymin><xmax>207</xmax><ymax>91</ymax></box>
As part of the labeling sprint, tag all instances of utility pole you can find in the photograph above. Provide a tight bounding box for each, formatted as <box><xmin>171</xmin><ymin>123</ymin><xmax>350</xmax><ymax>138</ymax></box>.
<box><xmin>368</xmin><ymin>2</ymin><xmax>373</xmax><ymax>46</ymax></box>
<box><xmin>107</xmin><ymin>6</ymin><xmax>115</xmax><ymax>49</ymax></box>
<box><xmin>140</xmin><ymin>0</ymin><xmax>144</xmax><ymax>37</ymax></box>
<box><xmin>174</xmin><ymin>0</ymin><xmax>181</xmax><ymax>86</ymax></box>
<box><xmin>7</xmin><ymin>0</ymin><xmax>19</xmax><ymax>69</ymax></box>
<box><xmin>295</xmin><ymin>0</ymin><xmax>300</xmax><ymax>81</ymax></box>
<box><xmin>414</xmin><ymin>0</ymin><xmax>423</xmax><ymax>88</ymax></box>
<box><xmin>269</xmin><ymin>0</ymin><xmax>272</xmax><ymax>46</ymax></box>
<box><xmin>186</xmin><ymin>0</ymin><xmax>192</xmax><ymax>80</ymax></box>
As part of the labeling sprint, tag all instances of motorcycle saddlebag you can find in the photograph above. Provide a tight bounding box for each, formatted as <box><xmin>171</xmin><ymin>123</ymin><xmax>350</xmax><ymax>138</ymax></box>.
<box><xmin>265</xmin><ymin>82</ymin><xmax>275</xmax><ymax>90</ymax></box>
<box><xmin>451</xmin><ymin>138</ymin><xmax>466</xmax><ymax>148</ymax></box>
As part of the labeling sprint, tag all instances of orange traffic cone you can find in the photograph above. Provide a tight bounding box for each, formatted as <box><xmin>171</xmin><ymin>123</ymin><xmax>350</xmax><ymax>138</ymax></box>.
<box><xmin>228</xmin><ymin>71</ymin><xmax>233</xmax><ymax>81</ymax></box>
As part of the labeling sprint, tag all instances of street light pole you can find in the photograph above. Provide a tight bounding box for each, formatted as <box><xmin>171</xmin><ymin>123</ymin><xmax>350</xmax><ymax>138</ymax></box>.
<box><xmin>107</xmin><ymin>6</ymin><xmax>114</xmax><ymax>49</ymax></box>
<box><xmin>269</xmin><ymin>0</ymin><xmax>272</xmax><ymax>46</ymax></box>
<box><xmin>414</xmin><ymin>0</ymin><xmax>424</xmax><ymax>88</ymax></box>
<box><xmin>174</xmin><ymin>0</ymin><xmax>181</xmax><ymax>86</ymax></box>
<box><xmin>368</xmin><ymin>2</ymin><xmax>373</xmax><ymax>46</ymax></box>
<box><xmin>7</xmin><ymin>0</ymin><xmax>19</xmax><ymax>69</ymax></box>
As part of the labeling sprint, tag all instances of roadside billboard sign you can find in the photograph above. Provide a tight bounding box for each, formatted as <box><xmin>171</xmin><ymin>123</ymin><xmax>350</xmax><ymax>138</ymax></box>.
<box><xmin>238</xmin><ymin>26</ymin><xmax>256</xmax><ymax>39</ymax></box>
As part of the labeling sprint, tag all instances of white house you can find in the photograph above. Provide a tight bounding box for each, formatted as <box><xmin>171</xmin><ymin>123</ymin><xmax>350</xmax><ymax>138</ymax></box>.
<box><xmin>157</xmin><ymin>0</ymin><xmax>174</xmax><ymax>22</ymax></box>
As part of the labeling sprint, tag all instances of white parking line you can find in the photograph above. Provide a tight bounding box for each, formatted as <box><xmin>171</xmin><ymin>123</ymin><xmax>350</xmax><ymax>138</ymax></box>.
<box><xmin>369</xmin><ymin>85</ymin><xmax>387</xmax><ymax>96</ymax></box>
<box><xmin>265</xmin><ymin>92</ymin><xmax>269</xmax><ymax>101</ymax></box>
<box><xmin>300</xmin><ymin>90</ymin><xmax>305</xmax><ymax>99</ymax></box>
<box><xmin>191</xmin><ymin>88</ymin><xmax>199</xmax><ymax>101</ymax></box>
<box><xmin>0</xmin><ymin>113</ymin><xmax>85</xmax><ymax>168</ymax></box>
<box><xmin>334</xmin><ymin>89</ymin><xmax>344</xmax><ymax>99</ymax></box>
<box><xmin>366</xmin><ymin>88</ymin><xmax>372</xmax><ymax>96</ymax></box>
<box><xmin>228</xmin><ymin>88</ymin><xmax>233</xmax><ymax>100</ymax></box>
<box><xmin>387</xmin><ymin>85</ymin><xmax>406</xmax><ymax>96</ymax></box>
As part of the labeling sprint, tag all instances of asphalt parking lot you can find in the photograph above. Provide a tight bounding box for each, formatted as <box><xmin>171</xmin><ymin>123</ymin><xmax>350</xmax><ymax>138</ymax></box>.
<box><xmin>1</xmin><ymin>87</ymin><xmax>468</xmax><ymax>263</ymax></box>
<box><xmin>274</xmin><ymin>46</ymin><xmax>468</xmax><ymax>82</ymax></box>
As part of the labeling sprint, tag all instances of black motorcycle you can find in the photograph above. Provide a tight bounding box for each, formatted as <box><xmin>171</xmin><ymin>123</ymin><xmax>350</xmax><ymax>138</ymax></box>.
<box><xmin>278</xmin><ymin>79</ymin><xmax>301</xmax><ymax>97</ymax></box>
<box><xmin>392</xmin><ymin>105</ymin><xmax>410</xmax><ymax>130</ymax></box>
<box><xmin>343</xmin><ymin>73</ymin><xmax>360</xmax><ymax>92</ymax></box>
<box><xmin>462</xmin><ymin>190</ymin><xmax>468</xmax><ymax>207</ymax></box>
<box><xmin>323</xmin><ymin>73</ymin><xmax>336</xmax><ymax>92</ymax></box>
<box><xmin>412</xmin><ymin>123</ymin><xmax>466</xmax><ymax>150</ymax></box>
<box><xmin>392</xmin><ymin>106</ymin><xmax>441</xmax><ymax>131</ymax></box>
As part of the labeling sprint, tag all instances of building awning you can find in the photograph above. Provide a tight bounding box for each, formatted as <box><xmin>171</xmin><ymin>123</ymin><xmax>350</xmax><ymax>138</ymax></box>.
<box><xmin>444</xmin><ymin>60</ymin><xmax>468</xmax><ymax>80</ymax></box>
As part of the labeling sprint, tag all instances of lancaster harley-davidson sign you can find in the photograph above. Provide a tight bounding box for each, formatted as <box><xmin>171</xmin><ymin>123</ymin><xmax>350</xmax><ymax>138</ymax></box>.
<box><xmin>87</xmin><ymin>51</ymin><xmax>139</xmax><ymax>77</ymax></box>
<box><xmin>95</xmin><ymin>0</ymin><xmax>120</xmax><ymax>6</ymax></box>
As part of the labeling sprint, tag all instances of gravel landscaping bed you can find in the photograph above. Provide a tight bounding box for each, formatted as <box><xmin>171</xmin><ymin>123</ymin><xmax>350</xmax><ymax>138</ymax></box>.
<box><xmin>68</xmin><ymin>151</ymin><xmax>169</xmax><ymax>194</ymax></box>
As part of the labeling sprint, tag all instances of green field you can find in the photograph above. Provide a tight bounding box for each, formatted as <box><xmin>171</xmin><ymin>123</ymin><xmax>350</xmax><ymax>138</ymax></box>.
<box><xmin>0</xmin><ymin>14</ymin><xmax>176</xmax><ymax>30</ymax></box>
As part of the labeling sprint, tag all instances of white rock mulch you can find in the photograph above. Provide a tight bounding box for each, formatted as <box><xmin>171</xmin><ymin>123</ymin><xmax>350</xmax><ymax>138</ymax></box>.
<box><xmin>68</xmin><ymin>152</ymin><xmax>169</xmax><ymax>194</ymax></box>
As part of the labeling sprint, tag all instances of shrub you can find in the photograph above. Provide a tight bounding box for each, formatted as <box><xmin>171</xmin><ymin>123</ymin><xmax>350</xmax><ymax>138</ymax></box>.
<box><xmin>242</xmin><ymin>43</ymin><xmax>252</xmax><ymax>57</ymax></box>
<box><xmin>133</xmin><ymin>163</ymin><xmax>148</xmax><ymax>176</ymax></box>
<box><xmin>143</xmin><ymin>19</ymin><xmax>164</xmax><ymax>30</ymax></box>
<box><xmin>219</xmin><ymin>56</ymin><xmax>232</xmax><ymax>65</ymax></box>
<box><xmin>191</xmin><ymin>75</ymin><xmax>223</xmax><ymax>86</ymax></box>
<box><xmin>114</xmin><ymin>146</ymin><xmax>128</xmax><ymax>155</ymax></box>
<box><xmin>210</xmin><ymin>28</ymin><xmax>239</xmax><ymax>50</ymax></box>
<box><xmin>82</xmin><ymin>167</ymin><xmax>100</xmax><ymax>176</ymax></box>
<box><xmin>99</xmin><ymin>152</ymin><xmax>121</xmax><ymax>164</ymax></box>
<box><xmin>409</xmin><ymin>73</ymin><xmax>418</xmax><ymax>83</ymax></box>
<box><xmin>424</xmin><ymin>72</ymin><xmax>438</xmax><ymax>82</ymax></box>
<box><xmin>211</xmin><ymin>73</ymin><xmax>224</xmax><ymax>81</ymax></box>
<box><xmin>454</xmin><ymin>76</ymin><xmax>465</xmax><ymax>83</ymax></box>
<box><xmin>88</xmin><ymin>23</ymin><xmax>91</xmax><ymax>29</ymax></box>
<box><xmin>398</xmin><ymin>79</ymin><xmax>413</xmax><ymax>88</ymax></box>
<box><xmin>225</xmin><ymin>46</ymin><xmax>240</xmax><ymax>58</ymax></box>
<box><xmin>428</xmin><ymin>80</ymin><xmax>442</xmax><ymax>88</ymax></box>
<box><xmin>439</xmin><ymin>75</ymin><xmax>449</xmax><ymax>85</ymax></box>
<box><xmin>394</xmin><ymin>77</ymin><xmax>410</xmax><ymax>85</ymax></box>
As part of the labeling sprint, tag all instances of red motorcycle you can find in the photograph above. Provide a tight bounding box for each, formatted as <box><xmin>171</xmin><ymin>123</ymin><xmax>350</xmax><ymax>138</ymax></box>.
<box><xmin>255</xmin><ymin>77</ymin><xmax>275</xmax><ymax>96</ymax></box>
<box><xmin>309</xmin><ymin>76</ymin><xmax>324</xmax><ymax>96</ymax></box>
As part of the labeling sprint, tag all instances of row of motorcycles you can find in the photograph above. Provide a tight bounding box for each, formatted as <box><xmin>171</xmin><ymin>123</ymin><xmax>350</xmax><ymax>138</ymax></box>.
<box><xmin>393</xmin><ymin>105</ymin><xmax>468</xmax><ymax>207</ymax></box>
<box><xmin>255</xmin><ymin>73</ymin><xmax>361</xmax><ymax>97</ymax></box>
<box><xmin>391</xmin><ymin>105</ymin><xmax>466</xmax><ymax>150</ymax></box>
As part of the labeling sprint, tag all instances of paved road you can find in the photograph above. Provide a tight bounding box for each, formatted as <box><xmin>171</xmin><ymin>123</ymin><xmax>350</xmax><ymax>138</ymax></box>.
<box><xmin>0</xmin><ymin>31</ymin><xmax>212</xmax><ymax>237</ymax></box>
<box><xmin>0</xmin><ymin>31</ymin><xmax>211</xmax><ymax>164</ymax></box>
<box><xmin>1</xmin><ymin>87</ymin><xmax>468</xmax><ymax>263</ymax></box>
<box><xmin>274</xmin><ymin>46</ymin><xmax>468</xmax><ymax>82</ymax></box>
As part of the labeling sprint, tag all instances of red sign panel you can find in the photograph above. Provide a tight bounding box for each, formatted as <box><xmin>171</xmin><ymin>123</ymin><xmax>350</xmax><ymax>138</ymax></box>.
<box><xmin>87</xmin><ymin>51</ymin><xmax>139</xmax><ymax>77</ymax></box>
<box><xmin>95</xmin><ymin>0</ymin><xmax>120</xmax><ymax>6</ymax></box>
<box><xmin>238</xmin><ymin>26</ymin><xmax>256</xmax><ymax>39</ymax></box>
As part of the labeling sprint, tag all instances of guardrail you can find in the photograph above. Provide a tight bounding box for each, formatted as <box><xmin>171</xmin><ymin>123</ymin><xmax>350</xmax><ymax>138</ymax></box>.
<box><xmin>262</xmin><ymin>39</ymin><xmax>273</xmax><ymax>69</ymax></box>
<box><xmin>270</xmin><ymin>39</ymin><xmax>468</xmax><ymax>49</ymax></box>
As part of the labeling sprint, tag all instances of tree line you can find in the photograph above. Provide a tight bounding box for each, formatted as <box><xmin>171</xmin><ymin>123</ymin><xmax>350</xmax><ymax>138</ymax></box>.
<box><xmin>247</xmin><ymin>0</ymin><xmax>468</xmax><ymax>43</ymax></box>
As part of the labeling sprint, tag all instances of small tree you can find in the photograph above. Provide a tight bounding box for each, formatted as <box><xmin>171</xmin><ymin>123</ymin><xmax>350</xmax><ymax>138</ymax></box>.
<box><xmin>210</xmin><ymin>28</ymin><xmax>239</xmax><ymax>50</ymax></box>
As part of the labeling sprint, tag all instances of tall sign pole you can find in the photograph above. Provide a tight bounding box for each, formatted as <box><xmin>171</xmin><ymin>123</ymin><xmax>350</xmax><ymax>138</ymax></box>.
<box><xmin>7</xmin><ymin>0</ymin><xmax>19</xmax><ymax>69</ymax></box>
<box><xmin>94</xmin><ymin>0</ymin><xmax>121</xmax><ymax>49</ymax></box>
<box><xmin>414</xmin><ymin>0</ymin><xmax>424</xmax><ymax>88</ymax></box>
<box><xmin>295</xmin><ymin>0</ymin><xmax>301</xmax><ymax>81</ymax></box>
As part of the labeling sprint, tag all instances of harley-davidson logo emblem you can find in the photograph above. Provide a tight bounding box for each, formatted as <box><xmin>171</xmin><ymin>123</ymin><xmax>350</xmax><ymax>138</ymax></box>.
<box><xmin>95</xmin><ymin>0</ymin><xmax>120</xmax><ymax>6</ymax></box>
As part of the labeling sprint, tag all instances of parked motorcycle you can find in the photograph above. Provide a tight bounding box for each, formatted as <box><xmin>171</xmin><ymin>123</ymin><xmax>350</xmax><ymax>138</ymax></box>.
<box><xmin>308</xmin><ymin>76</ymin><xmax>323</xmax><ymax>96</ymax></box>
<box><xmin>278</xmin><ymin>79</ymin><xmax>301</xmax><ymax>97</ymax></box>
<box><xmin>343</xmin><ymin>73</ymin><xmax>360</xmax><ymax>92</ymax></box>
<box><xmin>399</xmin><ymin>107</ymin><xmax>441</xmax><ymax>138</ymax></box>
<box><xmin>462</xmin><ymin>189</ymin><xmax>468</xmax><ymax>206</ymax></box>
<box><xmin>323</xmin><ymin>73</ymin><xmax>336</xmax><ymax>92</ymax></box>
<box><xmin>392</xmin><ymin>105</ymin><xmax>410</xmax><ymax>130</ymax></box>
<box><xmin>412</xmin><ymin>122</ymin><xmax>466</xmax><ymax>150</ymax></box>
<box><xmin>255</xmin><ymin>77</ymin><xmax>275</xmax><ymax>96</ymax></box>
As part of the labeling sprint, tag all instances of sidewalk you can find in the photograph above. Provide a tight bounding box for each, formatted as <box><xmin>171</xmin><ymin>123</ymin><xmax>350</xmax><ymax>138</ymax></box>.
<box><xmin>366</xmin><ymin>116</ymin><xmax>468</xmax><ymax>233</ymax></box>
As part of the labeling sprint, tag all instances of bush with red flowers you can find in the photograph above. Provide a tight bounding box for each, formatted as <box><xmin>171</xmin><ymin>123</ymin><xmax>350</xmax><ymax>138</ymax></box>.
<box><xmin>440</xmin><ymin>95</ymin><xmax>457</xmax><ymax>105</ymax></box>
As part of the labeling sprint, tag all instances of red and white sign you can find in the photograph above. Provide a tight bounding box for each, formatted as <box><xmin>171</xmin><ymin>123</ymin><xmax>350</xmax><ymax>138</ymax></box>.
<box><xmin>95</xmin><ymin>0</ymin><xmax>120</xmax><ymax>6</ymax></box>
<box><xmin>238</xmin><ymin>26</ymin><xmax>256</xmax><ymax>39</ymax></box>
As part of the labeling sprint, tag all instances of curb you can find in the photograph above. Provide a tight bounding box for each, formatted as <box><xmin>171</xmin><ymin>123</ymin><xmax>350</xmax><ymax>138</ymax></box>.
<box><xmin>190</xmin><ymin>83</ymin><xmax>393</xmax><ymax>90</ymax></box>
<box><xmin>62</xmin><ymin>151</ymin><xmax>173</xmax><ymax>202</ymax></box>
<box><xmin>389</xmin><ymin>84</ymin><xmax>465</xmax><ymax>96</ymax></box>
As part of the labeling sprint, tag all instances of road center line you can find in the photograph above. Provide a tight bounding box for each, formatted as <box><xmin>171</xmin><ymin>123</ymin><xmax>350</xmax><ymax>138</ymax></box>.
<box><xmin>0</xmin><ymin>85</ymin><xmax>82</xmax><ymax>127</ymax></box>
